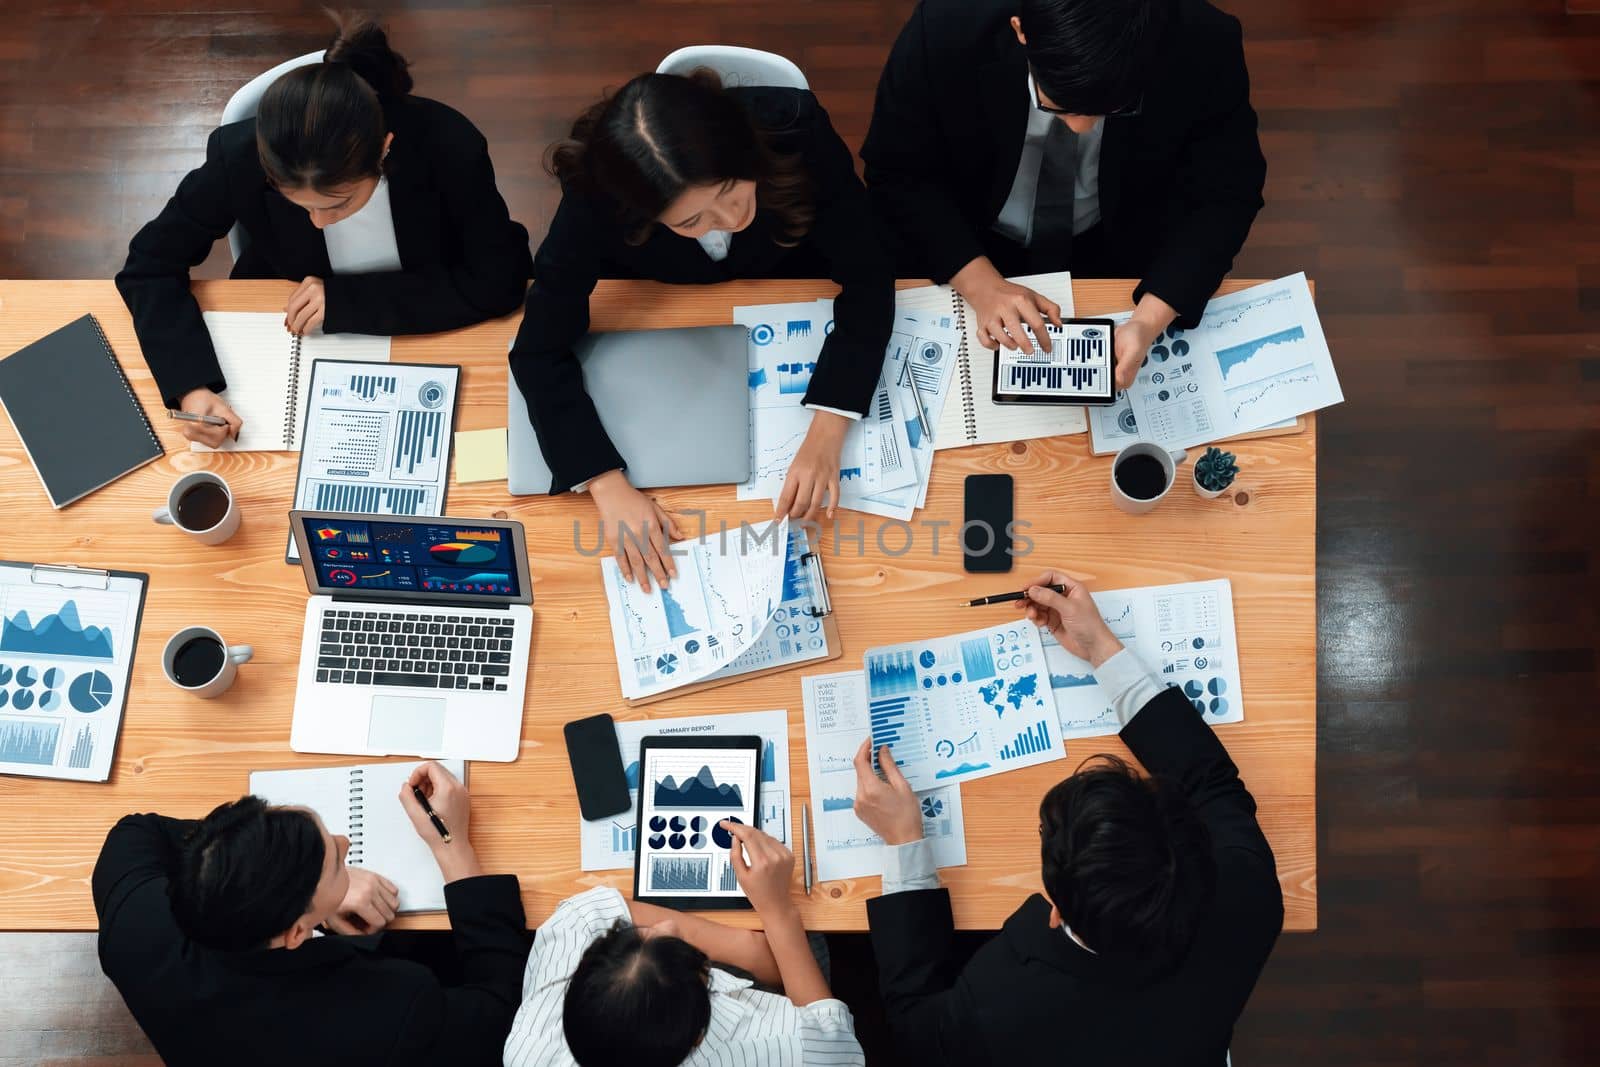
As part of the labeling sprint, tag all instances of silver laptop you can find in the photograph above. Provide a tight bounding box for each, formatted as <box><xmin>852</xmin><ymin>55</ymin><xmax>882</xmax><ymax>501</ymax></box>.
<box><xmin>288</xmin><ymin>510</ymin><xmax>533</xmax><ymax>762</ymax></box>
<box><xmin>508</xmin><ymin>325</ymin><xmax>751</xmax><ymax>494</ymax></box>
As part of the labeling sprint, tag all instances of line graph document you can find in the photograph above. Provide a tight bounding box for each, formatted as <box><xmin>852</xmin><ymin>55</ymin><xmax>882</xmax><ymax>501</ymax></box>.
<box><xmin>863</xmin><ymin>623</ymin><xmax>1064</xmax><ymax>791</ymax></box>
<box><xmin>286</xmin><ymin>361</ymin><xmax>459</xmax><ymax>562</ymax></box>
<box><xmin>1044</xmin><ymin>578</ymin><xmax>1245</xmax><ymax>739</ymax></box>
<box><xmin>579</xmin><ymin>708</ymin><xmax>792</xmax><ymax>872</ymax></box>
<box><xmin>602</xmin><ymin>518</ymin><xmax>790</xmax><ymax>700</ymax></box>
<box><xmin>1087</xmin><ymin>274</ymin><xmax>1340</xmax><ymax>453</ymax></box>
<box><xmin>801</xmin><ymin>670</ymin><xmax>966</xmax><ymax>882</ymax></box>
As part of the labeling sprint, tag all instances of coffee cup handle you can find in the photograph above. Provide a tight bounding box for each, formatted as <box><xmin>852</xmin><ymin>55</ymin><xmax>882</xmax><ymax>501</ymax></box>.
<box><xmin>152</xmin><ymin>507</ymin><xmax>175</xmax><ymax>525</ymax></box>
<box><xmin>1168</xmin><ymin>449</ymin><xmax>1188</xmax><ymax>466</ymax></box>
<box><xmin>227</xmin><ymin>645</ymin><xmax>253</xmax><ymax>665</ymax></box>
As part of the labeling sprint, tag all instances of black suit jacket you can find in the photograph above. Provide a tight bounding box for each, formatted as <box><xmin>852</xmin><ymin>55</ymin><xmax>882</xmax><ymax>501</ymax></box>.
<box><xmin>866</xmin><ymin>687</ymin><xmax>1284</xmax><ymax>1066</ymax></box>
<box><xmin>93</xmin><ymin>814</ymin><xmax>529</xmax><ymax>1067</ymax></box>
<box><xmin>509</xmin><ymin>87</ymin><xmax>893</xmax><ymax>494</ymax></box>
<box><xmin>862</xmin><ymin>0</ymin><xmax>1266</xmax><ymax>327</ymax></box>
<box><xmin>116</xmin><ymin>95</ymin><xmax>533</xmax><ymax>407</ymax></box>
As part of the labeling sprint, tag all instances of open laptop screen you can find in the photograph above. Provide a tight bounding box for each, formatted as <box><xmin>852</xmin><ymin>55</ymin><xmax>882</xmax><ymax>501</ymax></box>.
<box><xmin>294</xmin><ymin>514</ymin><xmax>527</xmax><ymax>603</ymax></box>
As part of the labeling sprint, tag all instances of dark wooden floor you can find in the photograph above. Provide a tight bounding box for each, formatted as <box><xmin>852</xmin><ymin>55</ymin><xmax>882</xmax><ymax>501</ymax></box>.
<box><xmin>2</xmin><ymin>1</ymin><xmax>1598</xmax><ymax>1064</ymax></box>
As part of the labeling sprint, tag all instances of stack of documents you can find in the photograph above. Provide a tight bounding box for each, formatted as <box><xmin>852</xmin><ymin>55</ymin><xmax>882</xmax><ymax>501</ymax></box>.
<box><xmin>733</xmin><ymin>300</ymin><xmax>961</xmax><ymax>521</ymax></box>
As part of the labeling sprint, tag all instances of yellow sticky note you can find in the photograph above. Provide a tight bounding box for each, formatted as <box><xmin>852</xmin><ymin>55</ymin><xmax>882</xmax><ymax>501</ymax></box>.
<box><xmin>453</xmin><ymin>427</ymin><xmax>508</xmax><ymax>484</ymax></box>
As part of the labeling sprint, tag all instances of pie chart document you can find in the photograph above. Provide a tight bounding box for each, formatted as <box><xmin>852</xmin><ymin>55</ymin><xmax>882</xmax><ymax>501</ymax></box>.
<box><xmin>0</xmin><ymin>562</ymin><xmax>149</xmax><ymax>782</ymax></box>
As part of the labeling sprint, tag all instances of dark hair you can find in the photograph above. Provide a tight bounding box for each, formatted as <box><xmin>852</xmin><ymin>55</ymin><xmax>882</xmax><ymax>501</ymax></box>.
<box><xmin>563</xmin><ymin>920</ymin><xmax>711</xmax><ymax>1067</ymax></box>
<box><xmin>546</xmin><ymin>70</ymin><xmax>813</xmax><ymax>246</ymax></box>
<box><xmin>1039</xmin><ymin>755</ymin><xmax>1214</xmax><ymax>967</ymax></box>
<box><xmin>168</xmin><ymin>796</ymin><xmax>326</xmax><ymax>951</ymax></box>
<box><xmin>255</xmin><ymin>12</ymin><xmax>412</xmax><ymax>192</ymax></box>
<box><xmin>1018</xmin><ymin>0</ymin><xmax>1169</xmax><ymax>115</ymax></box>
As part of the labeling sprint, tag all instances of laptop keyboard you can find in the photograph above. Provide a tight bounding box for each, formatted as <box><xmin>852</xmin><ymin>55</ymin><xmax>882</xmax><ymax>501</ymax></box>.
<box><xmin>314</xmin><ymin>609</ymin><xmax>518</xmax><ymax>693</ymax></box>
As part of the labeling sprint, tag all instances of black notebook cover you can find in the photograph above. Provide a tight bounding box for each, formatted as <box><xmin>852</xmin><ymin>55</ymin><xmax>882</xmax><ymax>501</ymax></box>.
<box><xmin>0</xmin><ymin>314</ymin><xmax>164</xmax><ymax>507</ymax></box>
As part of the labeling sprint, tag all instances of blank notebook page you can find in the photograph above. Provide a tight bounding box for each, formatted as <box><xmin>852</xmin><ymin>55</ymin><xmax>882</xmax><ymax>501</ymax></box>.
<box><xmin>248</xmin><ymin>758</ymin><xmax>464</xmax><ymax>913</ymax></box>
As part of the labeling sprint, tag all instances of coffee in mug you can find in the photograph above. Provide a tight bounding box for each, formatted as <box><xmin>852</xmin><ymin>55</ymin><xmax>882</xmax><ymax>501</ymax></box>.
<box><xmin>153</xmin><ymin>471</ymin><xmax>240</xmax><ymax>546</ymax></box>
<box><xmin>162</xmin><ymin>626</ymin><xmax>252</xmax><ymax>699</ymax></box>
<box><xmin>1110</xmin><ymin>443</ymin><xmax>1188</xmax><ymax>515</ymax></box>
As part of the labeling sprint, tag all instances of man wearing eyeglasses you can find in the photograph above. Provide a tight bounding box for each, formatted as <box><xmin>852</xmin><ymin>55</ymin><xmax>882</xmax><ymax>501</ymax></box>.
<box><xmin>862</xmin><ymin>0</ymin><xmax>1266</xmax><ymax>389</ymax></box>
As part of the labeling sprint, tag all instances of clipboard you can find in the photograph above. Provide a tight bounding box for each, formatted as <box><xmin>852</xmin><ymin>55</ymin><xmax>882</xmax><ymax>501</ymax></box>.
<box><xmin>0</xmin><ymin>560</ymin><xmax>150</xmax><ymax>782</ymax></box>
<box><xmin>626</xmin><ymin>549</ymin><xmax>843</xmax><ymax>707</ymax></box>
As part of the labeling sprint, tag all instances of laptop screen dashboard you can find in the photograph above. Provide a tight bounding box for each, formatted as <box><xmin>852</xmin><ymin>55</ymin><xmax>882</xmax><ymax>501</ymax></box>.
<box><xmin>292</xmin><ymin>512</ymin><xmax>531</xmax><ymax>605</ymax></box>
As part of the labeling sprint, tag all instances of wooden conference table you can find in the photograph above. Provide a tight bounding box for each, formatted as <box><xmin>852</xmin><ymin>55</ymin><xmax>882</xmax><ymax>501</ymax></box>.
<box><xmin>0</xmin><ymin>278</ymin><xmax>1317</xmax><ymax>932</ymax></box>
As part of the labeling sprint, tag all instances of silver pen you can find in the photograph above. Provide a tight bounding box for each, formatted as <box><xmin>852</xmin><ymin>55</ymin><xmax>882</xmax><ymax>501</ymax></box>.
<box><xmin>902</xmin><ymin>364</ymin><xmax>933</xmax><ymax>444</ymax></box>
<box><xmin>801</xmin><ymin>802</ymin><xmax>814</xmax><ymax>896</ymax></box>
<box><xmin>167</xmin><ymin>410</ymin><xmax>229</xmax><ymax>427</ymax></box>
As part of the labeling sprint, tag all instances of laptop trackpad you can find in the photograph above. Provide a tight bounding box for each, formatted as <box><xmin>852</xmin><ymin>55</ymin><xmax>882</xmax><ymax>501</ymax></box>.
<box><xmin>368</xmin><ymin>696</ymin><xmax>447</xmax><ymax>754</ymax></box>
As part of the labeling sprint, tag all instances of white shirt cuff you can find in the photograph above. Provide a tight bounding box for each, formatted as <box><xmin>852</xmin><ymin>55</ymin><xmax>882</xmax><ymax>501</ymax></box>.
<box><xmin>804</xmin><ymin>403</ymin><xmax>864</xmax><ymax>421</ymax></box>
<box><xmin>1094</xmin><ymin>646</ymin><xmax>1163</xmax><ymax>727</ymax></box>
<box><xmin>880</xmin><ymin>837</ymin><xmax>940</xmax><ymax>895</ymax></box>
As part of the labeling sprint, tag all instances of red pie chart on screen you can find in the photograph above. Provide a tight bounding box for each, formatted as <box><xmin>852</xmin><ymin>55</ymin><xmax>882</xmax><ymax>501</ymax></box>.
<box><xmin>429</xmin><ymin>542</ymin><xmax>496</xmax><ymax>565</ymax></box>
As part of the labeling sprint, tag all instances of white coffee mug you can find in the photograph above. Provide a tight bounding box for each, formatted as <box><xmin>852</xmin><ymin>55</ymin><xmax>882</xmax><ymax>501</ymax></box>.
<box><xmin>1110</xmin><ymin>443</ymin><xmax>1189</xmax><ymax>515</ymax></box>
<box><xmin>152</xmin><ymin>471</ymin><xmax>240</xmax><ymax>545</ymax></box>
<box><xmin>162</xmin><ymin>626</ymin><xmax>253</xmax><ymax>699</ymax></box>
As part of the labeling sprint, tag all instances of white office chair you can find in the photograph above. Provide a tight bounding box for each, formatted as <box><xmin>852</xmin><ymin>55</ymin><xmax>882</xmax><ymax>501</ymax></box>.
<box><xmin>656</xmin><ymin>45</ymin><xmax>808</xmax><ymax>90</ymax></box>
<box><xmin>220</xmin><ymin>50</ymin><xmax>325</xmax><ymax>262</ymax></box>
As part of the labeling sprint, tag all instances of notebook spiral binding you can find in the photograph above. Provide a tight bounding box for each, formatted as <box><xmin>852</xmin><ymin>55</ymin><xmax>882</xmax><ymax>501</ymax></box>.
<box><xmin>347</xmin><ymin>769</ymin><xmax>365</xmax><ymax>862</ymax></box>
<box><xmin>282</xmin><ymin>333</ymin><xmax>304</xmax><ymax>448</ymax></box>
<box><xmin>87</xmin><ymin>313</ymin><xmax>164</xmax><ymax>456</ymax></box>
<box><xmin>953</xmin><ymin>290</ymin><xmax>978</xmax><ymax>441</ymax></box>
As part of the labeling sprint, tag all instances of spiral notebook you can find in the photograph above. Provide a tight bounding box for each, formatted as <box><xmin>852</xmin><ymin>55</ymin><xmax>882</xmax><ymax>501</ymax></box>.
<box><xmin>196</xmin><ymin>312</ymin><xmax>390</xmax><ymax>452</ymax></box>
<box><xmin>0</xmin><ymin>314</ymin><xmax>164</xmax><ymax>508</ymax></box>
<box><xmin>895</xmin><ymin>272</ymin><xmax>1087</xmax><ymax>448</ymax></box>
<box><xmin>248</xmin><ymin>758</ymin><xmax>466</xmax><ymax>913</ymax></box>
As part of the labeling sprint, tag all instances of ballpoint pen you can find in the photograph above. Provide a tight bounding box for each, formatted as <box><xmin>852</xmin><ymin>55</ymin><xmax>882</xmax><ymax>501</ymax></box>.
<box><xmin>168</xmin><ymin>410</ymin><xmax>229</xmax><ymax>427</ymax></box>
<box><xmin>411</xmin><ymin>786</ymin><xmax>453</xmax><ymax>842</ymax></box>
<box><xmin>801</xmin><ymin>802</ymin><xmax>814</xmax><ymax>896</ymax></box>
<box><xmin>962</xmin><ymin>583</ymin><xmax>1068</xmax><ymax>607</ymax></box>
<box><xmin>903</xmin><ymin>365</ymin><xmax>933</xmax><ymax>444</ymax></box>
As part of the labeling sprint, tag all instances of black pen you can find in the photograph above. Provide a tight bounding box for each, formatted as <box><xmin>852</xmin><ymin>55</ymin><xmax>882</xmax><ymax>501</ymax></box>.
<box><xmin>412</xmin><ymin>786</ymin><xmax>453</xmax><ymax>842</ymax></box>
<box><xmin>962</xmin><ymin>583</ymin><xmax>1068</xmax><ymax>607</ymax></box>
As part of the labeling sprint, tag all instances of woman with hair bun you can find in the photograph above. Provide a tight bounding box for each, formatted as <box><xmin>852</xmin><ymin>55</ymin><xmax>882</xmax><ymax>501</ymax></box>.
<box><xmin>117</xmin><ymin>13</ymin><xmax>532</xmax><ymax>446</ymax></box>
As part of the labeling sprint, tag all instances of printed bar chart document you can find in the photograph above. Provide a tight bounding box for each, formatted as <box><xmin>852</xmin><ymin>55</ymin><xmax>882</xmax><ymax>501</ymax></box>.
<box><xmin>801</xmin><ymin>670</ymin><xmax>966</xmax><ymax>882</ymax></box>
<box><xmin>1044</xmin><ymin>578</ymin><xmax>1245</xmax><ymax>739</ymax></box>
<box><xmin>286</xmin><ymin>360</ymin><xmax>460</xmax><ymax>562</ymax></box>
<box><xmin>862</xmin><ymin>622</ymin><xmax>1064</xmax><ymax>791</ymax></box>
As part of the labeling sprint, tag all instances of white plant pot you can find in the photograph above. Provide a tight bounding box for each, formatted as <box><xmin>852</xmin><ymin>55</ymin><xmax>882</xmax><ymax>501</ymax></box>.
<box><xmin>1192</xmin><ymin>470</ymin><xmax>1231</xmax><ymax>500</ymax></box>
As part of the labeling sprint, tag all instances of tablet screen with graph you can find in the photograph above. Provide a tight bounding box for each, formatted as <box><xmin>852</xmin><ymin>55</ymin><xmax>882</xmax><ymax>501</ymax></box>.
<box><xmin>632</xmin><ymin>735</ymin><xmax>762</xmax><ymax>910</ymax></box>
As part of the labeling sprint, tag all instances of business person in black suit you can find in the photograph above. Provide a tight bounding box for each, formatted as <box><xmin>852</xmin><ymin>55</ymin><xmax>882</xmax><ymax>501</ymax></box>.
<box><xmin>850</xmin><ymin>567</ymin><xmax>1283</xmax><ymax>1065</ymax></box>
<box><xmin>863</xmin><ymin>0</ymin><xmax>1266</xmax><ymax>389</ymax></box>
<box><xmin>116</xmin><ymin>14</ymin><xmax>532</xmax><ymax>446</ymax></box>
<box><xmin>509</xmin><ymin>71</ymin><xmax>893</xmax><ymax>589</ymax></box>
<box><xmin>93</xmin><ymin>762</ymin><xmax>528</xmax><ymax>1067</ymax></box>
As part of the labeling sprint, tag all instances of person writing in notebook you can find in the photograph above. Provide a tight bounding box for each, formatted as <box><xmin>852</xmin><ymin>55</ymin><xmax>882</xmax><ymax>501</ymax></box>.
<box><xmin>849</xmin><ymin>568</ymin><xmax>1283</xmax><ymax>1065</ymax></box>
<box><xmin>502</xmin><ymin>821</ymin><xmax>864</xmax><ymax>1066</ymax></box>
<box><xmin>508</xmin><ymin>71</ymin><xmax>893</xmax><ymax>590</ymax></box>
<box><xmin>115</xmin><ymin>13</ymin><xmax>532</xmax><ymax>447</ymax></box>
<box><xmin>862</xmin><ymin>0</ymin><xmax>1267</xmax><ymax>388</ymax></box>
<box><xmin>93</xmin><ymin>762</ymin><xmax>529</xmax><ymax>1066</ymax></box>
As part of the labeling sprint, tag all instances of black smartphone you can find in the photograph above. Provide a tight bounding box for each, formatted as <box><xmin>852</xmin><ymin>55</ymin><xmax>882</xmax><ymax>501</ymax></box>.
<box><xmin>963</xmin><ymin>474</ymin><xmax>1014</xmax><ymax>573</ymax></box>
<box><xmin>563</xmin><ymin>713</ymin><xmax>633</xmax><ymax>820</ymax></box>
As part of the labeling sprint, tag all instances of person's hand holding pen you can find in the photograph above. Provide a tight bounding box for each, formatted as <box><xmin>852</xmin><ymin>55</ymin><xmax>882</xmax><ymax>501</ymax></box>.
<box><xmin>171</xmin><ymin>388</ymin><xmax>242</xmax><ymax>446</ymax></box>
<box><xmin>399</xmin><ymin>761</ymin><xmax>482</xmax><ymax>883</ymax></box>
<box><xmin>1012</xmin><ymin>569</ymin><xmax>1124</xmax><ymax>668</ymax></box>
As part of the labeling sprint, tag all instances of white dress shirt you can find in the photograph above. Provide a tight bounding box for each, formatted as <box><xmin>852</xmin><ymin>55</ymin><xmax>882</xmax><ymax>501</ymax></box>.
<box><xmin>880</xmin><ymin>645</ymin><xmax>1162</xmax><ymax>900</ymax></box>
<box><xmin>991</xmin><ymin>74</ymin><xmax>1104</xmax><ymax>246</ymax></box>
<box><xmin>322</xmin><ymin>175</ymin><xmax>403</xmax><ymax>274</ymax></box>
<box><xmin>502</xmin><ymin>887</ymin><xmax>866</xmax><ymax>1067</ymax></box>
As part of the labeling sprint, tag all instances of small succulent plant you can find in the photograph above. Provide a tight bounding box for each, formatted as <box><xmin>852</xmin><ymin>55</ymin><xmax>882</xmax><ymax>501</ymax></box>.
<box><xmin>1195</xmin><ymin>447</ymin><xmax>1239</xmax><ymax>492</ymax></box>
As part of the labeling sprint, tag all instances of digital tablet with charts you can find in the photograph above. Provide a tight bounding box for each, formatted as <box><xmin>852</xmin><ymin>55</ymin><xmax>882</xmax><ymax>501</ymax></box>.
<box><xmin>992</xmin><ymin>318</ymin><xmax>1117</xmax><ymax>405</ymax></box>
<box><xmin>632</xmin><ymin>735</ymin><xmax>762</xmax><ymax>910</ymax></box>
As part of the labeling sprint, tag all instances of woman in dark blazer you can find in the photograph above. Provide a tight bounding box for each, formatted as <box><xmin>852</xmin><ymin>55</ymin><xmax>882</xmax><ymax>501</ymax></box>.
<box><xmin>509</xmin><ymin>71</ymin><xmax>893</xmax><ymax>590</ymax></box>
<box><xmin>116</xmin><ymin>16</ymin><xmax>532</xmax><ymax>446</ymax></box>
